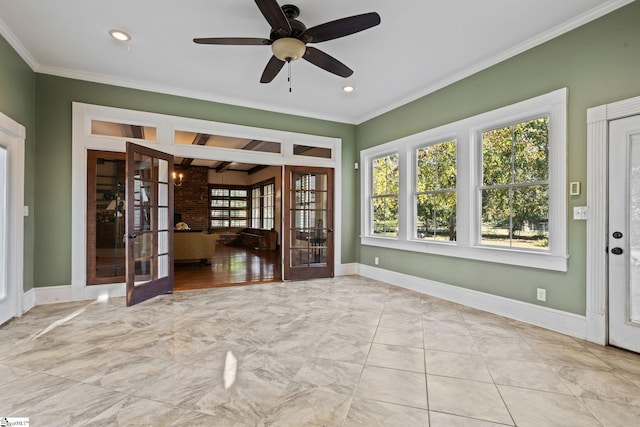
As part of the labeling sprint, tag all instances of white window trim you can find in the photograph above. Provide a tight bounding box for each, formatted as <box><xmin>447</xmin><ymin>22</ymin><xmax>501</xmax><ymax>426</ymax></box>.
<box><xmin>361</xmin><ymin>88</ymin><xmax>568</xmax><ymax>272</ymax></box>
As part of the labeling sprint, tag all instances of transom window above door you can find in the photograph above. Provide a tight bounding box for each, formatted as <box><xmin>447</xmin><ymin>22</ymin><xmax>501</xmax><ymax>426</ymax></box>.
<box><xmin>175</xmin><ymin>130</ymin><xmax>281</xmax><ymax>154</ymax></box>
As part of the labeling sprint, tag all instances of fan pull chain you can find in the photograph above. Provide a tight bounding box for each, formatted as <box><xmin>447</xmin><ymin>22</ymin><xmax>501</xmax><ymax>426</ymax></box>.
<box><xmin>287</xmin><ymin>60</ymin><xmax>292</xmax><ymax>93</ymax></box>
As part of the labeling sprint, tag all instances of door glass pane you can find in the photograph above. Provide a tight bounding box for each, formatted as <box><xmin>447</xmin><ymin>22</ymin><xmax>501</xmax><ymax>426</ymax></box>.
<box><xmin>134</xmin><ymin>206</ymin><xmax>152</xmax><ymax>231</ymax></box>
<box><xmin>92</xmin><ymin>154</ymin><xmax>126</xmax><ymax>282</ymax></box>
<box><xmin>291</xmin><ymin>249</ymin><xmax>308</xmax><ymax>267</ymax></box>
<box><xmin>134</xmin><ymin>258</ymin><xmax>152</xmax><ymax>283</ymax></box>
<box><xmin>134</xmin><ymin>232</ymin><xmax>153</xmax><ymax>259</ymax></box>
<box><xmin>158</xmin><ymin>254</ymin><xmax>169</xmax><ymax>279</ymax></box>
<box><xmin>158</xmin><ymin>230</ymin><xmax>168</xmax><ymax>254</ymax></box>
<box><xmin>630</xmin><ymin>139</ymin><xmax>640</xmax><ymax>323</ymax></box>
<box><xmin>134</xmin><ymin>153</ymin><xmax>153</xmax><ymax>181</ymax></box>
<box><xmin>290</xmin><ymin>230</ymin><xmax>307</xmax><ymax>248</ymax></box>
<box><xmin>158</xmin><ymin>207</ymin><xmax>169</xmax><ymax>231</ymax></box>
<box><xmin>134</xmin><ymin>180</ymin><xmax>153</xmax><ymax>206</ymax></box>
<box><xmin>158</xmin><ymin>183</ymin><xmax>168</xmax><ymax>206</ymax></box>
<box><xmin>158</xmin><ymin>159</ymin><xmax>168</xmax><ymax>182</ymax></box>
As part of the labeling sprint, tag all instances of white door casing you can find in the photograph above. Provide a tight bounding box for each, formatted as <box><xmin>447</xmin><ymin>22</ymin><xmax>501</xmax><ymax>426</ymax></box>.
<box><xmin>587</xmin><ymin>95</ymin><xmax>640</xmax><ymax>346</ymax></box>
<box><xmin>0</xmin><ymin>112</ymin><xmax>25</xmax><ymax>325</ymax></box>
<box><xmin>608</xmin><ymin>115</ymin><xmax>640</xmax><ymax>352</ymax></box>
<box><xmin>71</xmin><ymin>102</ymin><xmax>343</xmax><ymax>301</ymax></box>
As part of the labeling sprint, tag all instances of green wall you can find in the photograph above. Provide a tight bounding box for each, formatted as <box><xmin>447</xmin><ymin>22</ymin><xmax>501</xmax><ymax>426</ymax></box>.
<box><xmin>33</xmin><ymin>75</ymin><xmax>357</xmax><ymax>287</ymax></box>
<box><xmin>357</xmin><ymin>1</ymin><xmax>640</xmax><ymax>315</ymax></box>
<box><xmin>0</xmin><ymin>35</ymin><xmax>36</xmax><ymax>292</ymax></box>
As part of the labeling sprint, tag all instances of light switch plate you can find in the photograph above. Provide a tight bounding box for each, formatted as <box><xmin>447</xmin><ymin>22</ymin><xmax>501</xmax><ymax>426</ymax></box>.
<box><xmin>573</xmin><ymin>206</ymin><xmax>589</xmax><ymax>220</ymax></box>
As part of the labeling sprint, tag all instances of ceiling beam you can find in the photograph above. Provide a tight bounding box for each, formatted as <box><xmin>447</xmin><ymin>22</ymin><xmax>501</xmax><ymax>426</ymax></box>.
<box><xmin>181</xmin><ymin>133</ymin><xmax>210</xmax><ymax>166</ymax></box>
<box><xmin>293</xmin><ymin>145</ymin><xmax>313</xmax><ymax>155</ymax></box>
<box><xmin>242</xmin><ymin>139</ymin><xmax>263</xmax><ymax>151</ymax></box>
<box><xmin>193</xmin><ymin>133</ymin><xmax>210</xmax><ymax>145</ymax></box>
<box><xmin>247</xmin><ymin>164</ymin><xmax>268</xmax><ymax>175</ymax></box>
<box><xmin>216</xmin><ymin>161</ymin><xmax>233</xmax><ymax>172</ymax></box>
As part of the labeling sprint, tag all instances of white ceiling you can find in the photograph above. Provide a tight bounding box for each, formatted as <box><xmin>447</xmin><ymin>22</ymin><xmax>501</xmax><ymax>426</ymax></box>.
<box><xmin>0</xmin><ymin>0</ymin><xmax>631</xmax><ymax>124</ymax></box>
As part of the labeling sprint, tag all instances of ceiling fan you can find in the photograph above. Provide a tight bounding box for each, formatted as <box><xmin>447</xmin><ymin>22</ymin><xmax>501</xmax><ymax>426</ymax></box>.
<box><xmin>193</xmin><ymin>0</ymin><xmax>381</xmax><ymax>84</ymax></box>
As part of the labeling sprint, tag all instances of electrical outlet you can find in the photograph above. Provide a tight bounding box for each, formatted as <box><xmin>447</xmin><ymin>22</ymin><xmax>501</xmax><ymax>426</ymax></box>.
<box><xmin>374</xmin><ymin>257</ymin><xmax>379</xmax><ymax>265</ymax></box>
<box><xmin>536</xmin><ymin>288</ymin><xmax>547</xmax><ymax>302</ymax></box>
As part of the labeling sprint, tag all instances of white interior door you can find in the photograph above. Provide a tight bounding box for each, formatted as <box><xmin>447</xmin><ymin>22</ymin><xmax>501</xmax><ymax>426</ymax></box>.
<box><xmin>609</xmin><ymin>114</ymin><xmax>640</xmax><ymax>353</ymax></box>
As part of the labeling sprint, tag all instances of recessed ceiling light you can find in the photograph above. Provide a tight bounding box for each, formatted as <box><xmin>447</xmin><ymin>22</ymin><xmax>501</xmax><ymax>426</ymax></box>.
<box><xmin>342</xmin><ymin>85</ymin><xmax>355</xmax><ymax>93</ymax></box>
<box><xmin>109</xmin><ymin>29</ymin><xmax>131</xmax><ymax>42</ymax></box>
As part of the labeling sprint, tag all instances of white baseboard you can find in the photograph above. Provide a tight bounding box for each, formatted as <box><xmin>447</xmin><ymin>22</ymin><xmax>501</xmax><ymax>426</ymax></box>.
<box><xmin>33</xmin><ymin>285</ymin><xmax>73</xmax><ymax>305</ymax></box>
<box><xmin>336</xmin><ymin>263</ymin><xmax>358</xmax><ymax>276</ymax></box>
<box><xmin>358</xmin><ymin>264</ymin><xmax>587</xmax><ymax>340</ymax></box>
<box><xmin>22</xmin><ymin>288</ymin><xmax>35</xmax><ymax>314</ymax></box>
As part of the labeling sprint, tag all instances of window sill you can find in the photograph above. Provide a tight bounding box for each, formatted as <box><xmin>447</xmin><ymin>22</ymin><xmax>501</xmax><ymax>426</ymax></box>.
<box><xmin>361</xmin><ymin>236</ymin><xmax>568</xmax><ymax>272</ymax></box>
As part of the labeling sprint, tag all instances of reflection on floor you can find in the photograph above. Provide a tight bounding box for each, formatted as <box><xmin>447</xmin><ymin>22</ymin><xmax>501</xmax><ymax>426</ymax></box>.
<box><xmin>174</xmin><ymin>245</ymin><xmax>281</xmax><ymax>290</ymax></box>
<box><xmin>2</xmin><ymin>276</ymin><xmax>640</xmax><ymax>425</ymax></box>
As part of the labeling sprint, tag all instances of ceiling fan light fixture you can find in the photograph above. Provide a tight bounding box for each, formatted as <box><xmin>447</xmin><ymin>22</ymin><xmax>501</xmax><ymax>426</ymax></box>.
<box><xmin>271</xmin><ymin>37</ymin><xmax>306</xmax><ymax>62</ymax></box>
<box><xmin>109</xmin><ymin>29</ymin><xmax>131</xmax><ymax>42</ymax></box>
<box><xmin>342</xmin><ymin>85</ymin><xmax>355</xmax><ymax>93</ymax></box>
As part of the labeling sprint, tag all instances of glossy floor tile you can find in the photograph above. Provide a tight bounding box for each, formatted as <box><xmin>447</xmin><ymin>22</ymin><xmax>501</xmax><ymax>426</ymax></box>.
<box><xmin>1</xmin><ymin>276</ymin><xmax>640</xmax><ymax>426</ymax></box>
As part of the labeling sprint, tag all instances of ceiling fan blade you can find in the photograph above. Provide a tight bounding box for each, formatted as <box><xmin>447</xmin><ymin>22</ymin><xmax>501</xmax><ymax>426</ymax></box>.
<box><xmin>302</xmin><ymin>12</ymin><xmax>381</xmax><ymax>43</ymax></box>
<box><xmin>260</xmin><ymin>55</ymin><xmax>286</xmax><ymax>83</ymax></box>
<box><xmin>193</xmin><ymin>37</ymin><xmax>271</xmax><ymax>45</ymax></box>
<box><xmin>303</xmin><ymin>47</ymin><xmax>353</xmax><ymax>78</ymax></box>
<box><xmin>255</xmin><ymin>0</ymin><xmax>291</xmax><ymax>36</ymax></box>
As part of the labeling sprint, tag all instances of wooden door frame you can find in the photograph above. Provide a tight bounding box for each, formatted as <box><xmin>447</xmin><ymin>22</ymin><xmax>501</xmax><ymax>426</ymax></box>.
<box><xmin>283</xmin><ymin>166</ymin><xmax>334</xmax><ymax>280</ymax></box>
<box><xmin>86</xmin><ymin>150</ymin><xmax>126</xmax><ymax>286</ymax></box>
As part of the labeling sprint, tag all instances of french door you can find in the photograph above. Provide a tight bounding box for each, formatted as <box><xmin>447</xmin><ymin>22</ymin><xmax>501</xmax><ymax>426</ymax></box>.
<box><xmin>283</xmin><ymin>166</ymin><xmax>334</xmax><ymax>280</ymax></box>
<box><xmin>125</xmin><ymin>142</ymin><xmax>174</xmax><ymax>306</ymax></box>
<box><xmin>609</xmin><ymin>115</ymin><xmax>640</xmax><ymax>353</ymax></box>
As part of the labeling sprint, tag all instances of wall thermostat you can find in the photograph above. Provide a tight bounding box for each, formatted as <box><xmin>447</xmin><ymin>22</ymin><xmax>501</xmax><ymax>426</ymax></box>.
<box><xmin>570</xmin><ymin>181</ymin><xmax>581</xmax><ymax>196</ymax></box>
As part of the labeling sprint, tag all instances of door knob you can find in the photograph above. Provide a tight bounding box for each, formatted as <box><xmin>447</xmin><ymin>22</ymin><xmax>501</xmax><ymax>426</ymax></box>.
<box><xmin>126</xmin><ymin>233</ymin><xmax>138</xmax><ymax>239</ymax></box>
<box><xmin>611</xmin><ymin>247</ymin><xmax>623</xmax><ymax>255</ymax></box>
<box><xmin>613</xmin><ymin>231</ymin><xmax>623</xmax><ymax>239</ymax></box>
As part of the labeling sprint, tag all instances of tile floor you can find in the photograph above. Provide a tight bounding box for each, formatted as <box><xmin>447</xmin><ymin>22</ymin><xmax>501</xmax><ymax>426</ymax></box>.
<box><xmin>1</xmin><ymin>276</ymin><xmax>640</xmax><ymax>426</ymax></box>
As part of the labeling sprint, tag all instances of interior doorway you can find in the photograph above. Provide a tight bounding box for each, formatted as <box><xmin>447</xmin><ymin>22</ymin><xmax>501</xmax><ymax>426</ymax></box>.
<box><xmin>87</xmin><ymin>153</ymin><xmax>284</xmax><ymax>291</ymax></box>
<box><xmin>73</xmin><ymin>102</ymin><xmax>342</xmax><ymax>302</ymax></box>
<box><xmin>171</xmin><ymin>159</ymin><xmax>283</xmax><ymax>290</ymax></box>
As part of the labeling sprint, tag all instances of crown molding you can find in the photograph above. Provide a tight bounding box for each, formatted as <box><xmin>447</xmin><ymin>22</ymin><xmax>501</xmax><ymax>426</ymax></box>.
<box><xmin>0</xmin><ymin>17</ymin><xmax>38</xmax><ymax>70</ymax></box>
<box><xmin>355</xmin><ymin>0</ymin><xmax>637</xmax><ymax>124</ymax></box>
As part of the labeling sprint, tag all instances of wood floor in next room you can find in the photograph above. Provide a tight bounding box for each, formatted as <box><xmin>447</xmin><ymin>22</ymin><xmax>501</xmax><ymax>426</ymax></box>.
<box><xmin>174</xmin><ymin>245</ymin><xmax>281</xmax><ymax>290</ymax></box>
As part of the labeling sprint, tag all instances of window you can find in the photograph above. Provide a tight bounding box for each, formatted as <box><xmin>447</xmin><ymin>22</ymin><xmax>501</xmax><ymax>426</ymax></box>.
<box><xmin>415</xmin><ymin>140</ymin><xmax>457</xmax><ymax>241</ymax></box>
<box><xmin>361</xmin><ymin>88</ymin><xmax>567</xmax><ymax>271</ymax></box>
<box><xmin>209</xmin><ymin>186</ymin><xmax>248</xmax><ymax>228</ymax></box>
<box><xmin>371</xmin><ymin>154</ymin><xmax>399</xmax><ymax>236</ymax></box>
<box><xmin>250</xmin><ymin>180</ymin><xmax>275</xmax><ymax>229</ymax></box>
<box><xmin>91</xmin><ymin>120</ymin><xmax>157</xmax><ymax>141</ymax></box>
<box><xmin>480</xmin><ymin>117</ymin><xmax>549</xmax><ymax>250</ymax></box>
